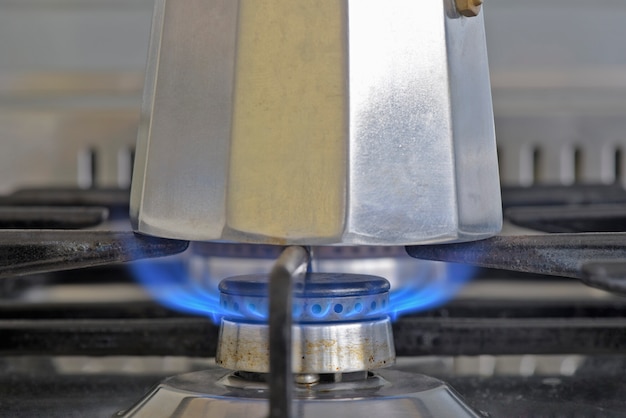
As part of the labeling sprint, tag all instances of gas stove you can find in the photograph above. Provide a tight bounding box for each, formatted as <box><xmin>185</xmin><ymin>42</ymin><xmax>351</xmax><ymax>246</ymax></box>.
<box><xmin>3</xmin><ymin>1</ymin><xmax>626</xmax><ymax>417</ymax></box>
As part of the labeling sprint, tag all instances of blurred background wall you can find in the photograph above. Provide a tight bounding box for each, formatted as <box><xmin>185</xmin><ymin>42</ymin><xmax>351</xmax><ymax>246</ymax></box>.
<box><xmin>0</xmin><ymin>0</ymin><xmax>625</xmax><ymax>191</ymax></box>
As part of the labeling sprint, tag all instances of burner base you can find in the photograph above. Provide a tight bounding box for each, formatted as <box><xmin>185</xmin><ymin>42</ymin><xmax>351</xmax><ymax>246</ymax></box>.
<box><xmin>216</xmin><ymin>317</ymin><xmax>395</xmax><ymax>373</ymax></box>
<box><xmin>115</xmin><ymin>366</ymin><xmax>479</xmax><ymax>418</ymax></box>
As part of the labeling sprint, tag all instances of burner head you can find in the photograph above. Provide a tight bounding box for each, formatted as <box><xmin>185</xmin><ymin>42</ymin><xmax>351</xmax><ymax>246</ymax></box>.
<box><xmin>215</xmin><ymin>273</ymin><xmax>395</xmax><ymax>374</ymax></box>
<box><xmin>218</xmin><ymin>273</ymin><xmax>390</xmax><ymax>322</ymax></box>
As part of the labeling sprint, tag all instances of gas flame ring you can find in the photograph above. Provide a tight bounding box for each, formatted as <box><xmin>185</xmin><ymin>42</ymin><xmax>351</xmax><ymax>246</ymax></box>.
<box><xmin>218</xmin><ymin>273</ymin><xmax>390</xmax><ymax>322</ymax></box>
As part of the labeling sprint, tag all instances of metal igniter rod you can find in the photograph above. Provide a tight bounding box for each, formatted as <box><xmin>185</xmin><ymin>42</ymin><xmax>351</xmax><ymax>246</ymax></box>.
<box><xmin>268</xmin><ymin>246</ymin><xmax>309</xmax><ymax>418</ymax></box>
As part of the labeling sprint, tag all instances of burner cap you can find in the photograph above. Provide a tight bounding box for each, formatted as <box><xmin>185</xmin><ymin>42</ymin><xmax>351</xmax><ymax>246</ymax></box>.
<box><xmin>218</xmin><ymin>273</ymin><xmax>390</xmax><ymax>322</ymax></box>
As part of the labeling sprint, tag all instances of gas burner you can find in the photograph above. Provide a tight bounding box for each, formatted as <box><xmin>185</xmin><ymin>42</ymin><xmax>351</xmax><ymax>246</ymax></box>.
<box><xmin>216</xmin><ymin>273</ymin><xmax>395</xmax><ymax>374</ymax></box>
<box><xmin>117</xmin><ymin>272</ymin><xmax>479</xmax><ymax>418</ymax></box>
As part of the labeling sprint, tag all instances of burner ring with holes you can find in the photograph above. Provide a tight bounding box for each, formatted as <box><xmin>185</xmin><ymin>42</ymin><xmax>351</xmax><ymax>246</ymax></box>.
<box><xmin>218</xmin><ymin>273</ymin><xmax>390</xmax><ymax>322</ymax></box>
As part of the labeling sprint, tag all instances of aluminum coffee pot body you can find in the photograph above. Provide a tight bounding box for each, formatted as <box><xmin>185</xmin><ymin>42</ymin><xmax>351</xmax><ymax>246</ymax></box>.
<box><xmin>130</xmin><ymin>0</ymin><xmax>502</xmax><ymax>245</ymax></box>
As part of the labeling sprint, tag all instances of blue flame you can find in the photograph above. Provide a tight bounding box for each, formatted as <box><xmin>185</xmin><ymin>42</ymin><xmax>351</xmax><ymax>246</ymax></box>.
<box><xmin>130</xmin><ymin>258</ymin><xmax>476</xmax><ymax>324</ymax></box>
<box><xmin>388</xmin><ymin>263</ymin><xmax>477</xmax><ymax>320</ymax></box>
<box><xmin>129</xmin><ymin>259</ymin><xmax>239</xmax><ymax>323</ymax></box>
